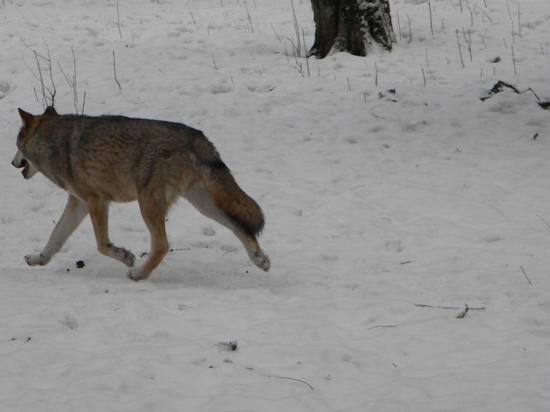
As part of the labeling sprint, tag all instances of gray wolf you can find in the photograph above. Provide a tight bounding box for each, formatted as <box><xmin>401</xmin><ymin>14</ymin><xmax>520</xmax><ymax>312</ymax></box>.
<box><xmin>12</xmin><ymin>107</ymin><xmax>270</xmax><ymax>281</ymax></box>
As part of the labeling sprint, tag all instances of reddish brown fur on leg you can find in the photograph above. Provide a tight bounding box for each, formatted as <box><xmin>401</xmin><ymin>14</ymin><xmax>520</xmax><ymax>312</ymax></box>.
<box><xmin>129</xmin><ymin>190</ymin><xmax>170</xmax><ymax>281</ymax></box>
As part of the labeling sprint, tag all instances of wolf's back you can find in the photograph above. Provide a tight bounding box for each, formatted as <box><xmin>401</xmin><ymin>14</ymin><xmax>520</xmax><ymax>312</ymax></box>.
<box><xmin>37</xmin><ymin>114</ymin><xmax>265</xmax><ymax>236</ymax></box>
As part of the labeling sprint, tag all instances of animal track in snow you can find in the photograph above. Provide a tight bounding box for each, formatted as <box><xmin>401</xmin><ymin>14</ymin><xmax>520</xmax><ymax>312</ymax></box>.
<box><xmin>0</xmin><ymin>79</ymin><xmax>11</xmax><ymax>99</ymax></box>
<box><xmin>209</xmin><ymin>84</ymin><xmax>232</xmax><ymax>94</ymax></box>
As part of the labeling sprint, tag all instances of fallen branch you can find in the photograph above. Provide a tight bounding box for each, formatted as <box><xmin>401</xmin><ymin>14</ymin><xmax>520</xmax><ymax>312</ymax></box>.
<box><xmin>524</xmin><ymin>87</ymin><xmax>541</xmax><ymax>101</ymax></box>
<box><xmin>480</xmin><ymin>80</ymin><xmax>520</xmax><ymax>101</ymax></box>
<box><xmin>414</xmin><ymin>304</ymin><xmax>486</xmax><ymax>310</ymax></box>
<box><xmin>456</xmin><ymin>304</ymin><xmax>469</xmax><ymax>319</ymax></box>
<box><xmin>520</xmin><ymin>266</ymin><xmax>532</xmax><ymax>285</ymax></box>
<box><xmin>274</xmin><ymin>375</ymin><xmax>314</xmax><ymax>391</ymax></box>
<box><xmin>480</xmin><ymin>81</ymin><xmax>550</xmax><ymax>111</ymax></box>
<box><xmin>112</xmin><ymin>50</ymin><xmax>122</xmax><ymax>90</ymax></box>
<box><xmin>243</xmin><ymin>366</ymin><xmax>314</xmax><ymax>391</ymax></box>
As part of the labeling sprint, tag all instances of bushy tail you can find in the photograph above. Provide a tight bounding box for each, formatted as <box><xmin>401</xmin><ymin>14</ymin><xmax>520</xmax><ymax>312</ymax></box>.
<box><xmin>202</xmin><ymin>161</ymin><xmax>265</xmax><ymax>238</ymax></box>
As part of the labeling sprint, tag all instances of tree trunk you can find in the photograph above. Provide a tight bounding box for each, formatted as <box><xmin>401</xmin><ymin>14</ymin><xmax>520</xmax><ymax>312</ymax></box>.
<box><xmin>310</xmin><ymin>0</ymin><xmax>395</xmax><ymax>58</ymax></box>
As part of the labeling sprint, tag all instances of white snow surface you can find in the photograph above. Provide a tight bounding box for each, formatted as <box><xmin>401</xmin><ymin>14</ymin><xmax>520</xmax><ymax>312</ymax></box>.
<box><xmin>1</xmin><ymin>0</ymin><xmax>550</xmax><ymax>411</ymax></box>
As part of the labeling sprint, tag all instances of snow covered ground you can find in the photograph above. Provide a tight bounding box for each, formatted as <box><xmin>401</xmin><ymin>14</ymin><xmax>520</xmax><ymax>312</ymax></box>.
<box><xmin>1</xmin><ymin>0</ymin><xmax>550</xmax><ymax>410</ymax></box>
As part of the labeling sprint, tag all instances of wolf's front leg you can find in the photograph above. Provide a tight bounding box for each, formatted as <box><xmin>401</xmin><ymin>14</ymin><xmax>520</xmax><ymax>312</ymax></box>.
<box><xmin>25</xmin><ymin>195</ymin><xmax>88</xmax><ymax>266</ymax></box>
<box><xmin>87</xmin><ymin>198</ymin><xmax>136</xmax><ymax>268</ymax></box>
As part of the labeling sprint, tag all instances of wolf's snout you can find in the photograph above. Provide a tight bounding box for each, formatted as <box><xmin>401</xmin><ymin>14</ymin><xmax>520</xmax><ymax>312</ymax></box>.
<box><xmin>12</xmin><ymin>158</ymin><xmax>27</xmax><ymax>169</ymax></box>
<box><xmin>12</xmin><ymin>150</ymin><xmax>26</xmax><ymax>168</ymax></box>
<box><xmin>12</xmin><ymin>152</ymin><xmax>35</xmax><ymax>179</ymax></box>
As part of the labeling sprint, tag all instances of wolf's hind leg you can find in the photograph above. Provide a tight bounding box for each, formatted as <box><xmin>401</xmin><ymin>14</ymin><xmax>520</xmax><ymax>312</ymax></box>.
<box><xmin>87</xmin><ymin>198</ymin><xmax>135</xmax><ymax>267</ymax></box>
<box><xmin>127</xmin><ymin>191</ymin><xmax>169</xmax><ymax>281</ymax></box>
<box><xmin>25</xmin><ymin>195</ymin><xmax>88</xmax><ymax>266</ymax></box>
<box><xmin>185</xmin><ymin>185</ymin><xmax>270</xmax><ymax>271</ymax></box>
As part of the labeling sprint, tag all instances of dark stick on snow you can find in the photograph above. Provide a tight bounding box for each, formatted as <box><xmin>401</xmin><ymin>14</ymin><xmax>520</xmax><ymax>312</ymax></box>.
<box><xmin>523</xmin><ymin>87</ymin><xmax>541</xmax><ymax>101</ymax></box>
<box><xmin>274</xmin><ymin>375</ymin><xmax>314</xmax><ymax>391</ymax></box>
<box><xmin>414</xmin><ymin>304</ymin><xmax>486</xmax><ymax>310</ymax></box>
<box><xmin>368</xmin><ymin>324</ymin><xmax>397</xmax><ymax>330</ymax></box>
<box><xmin>116</xmin><ymin>0</ymin><xmax>122</xmax><ymax>39</ymax></box>
<box><xmin>520</xmin><ymin>266</ymin><xmax>532</xmax><ymax>285</ymax></box>
<box><xmin>456</xmin><ymin>304</ymin><xmax>469</xmax><ymax>319</ymax></box>
<box><xmin>113</xmin><ymin>50</ymin><xmax>122</xmax><ymax>90</ymax></box>
<box><xmin>480</xmin><ymin>80</ymin><xmax>520</xmax><ymax>101</ymax></box>
<box><xmin>243</xmin><ymin>365</ymin><xmax>314</xmax><ymax>391</ymax></box>
<box><xmin>536</xmin><ymin>215</ymin><xmax>550</xmax><ymax>231</ymax></box>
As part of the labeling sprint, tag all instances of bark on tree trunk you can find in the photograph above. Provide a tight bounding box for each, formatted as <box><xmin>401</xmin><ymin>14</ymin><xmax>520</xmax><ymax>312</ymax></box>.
<box><xmin>310</xmin><ymin>0</ymin><xmax>395</xmax><ymax>58</ymax></box>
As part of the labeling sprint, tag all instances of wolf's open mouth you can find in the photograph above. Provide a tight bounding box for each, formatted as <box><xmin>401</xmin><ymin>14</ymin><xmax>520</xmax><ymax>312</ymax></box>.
<box><xmin>22</xmin><ymin>161</ymin><xmax>30</xmax><ymax>178</ymax></box>
<box><xmin>17</xmin><ymin>159</ymin><xmax>30</xmax><ymax>178</ymax></box>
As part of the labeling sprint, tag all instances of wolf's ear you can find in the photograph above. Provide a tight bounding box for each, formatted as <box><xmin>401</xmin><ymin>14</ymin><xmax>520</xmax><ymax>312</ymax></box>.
<box><xmin>43</xmin><ymin>106</ymin><xmax>58</xmax><ymax>116</ymax></box>
<box><xmin>18</xmin><ymin>108</ymin><xmax>35</xmax><ymax>127</ymax></box>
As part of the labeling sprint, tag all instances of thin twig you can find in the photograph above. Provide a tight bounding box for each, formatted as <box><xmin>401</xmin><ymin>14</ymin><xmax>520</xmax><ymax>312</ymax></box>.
<box><xmin>520</xmin><ymin>266</ymin><xmax>532</xmax><ymax>285</ymax></box>
<box><xmin>464</xmin><ymin>0</ymin><xmax>493</xmax><ymax>23</ymax></box>
<box><xmin>523</xmin><ymin>88</ymin><xmax>541</xmax><ymax>101</ymax></box>
<box><xmin>58</xmin><ymin>47</ymin><xmax>83</xmax><ymax>113</ymax></box>
<box><xmin>511</xmin><ymin>46</ymin><xmax>517</xmax><ymax>76</ymax></box>
<box><xmin>116</xmin><ymin>0</ymin><xmax>122</xmax><ymax>39</ymax></box>
<box><xmin>43</xmin><ymin>41</ymin><xmax>56</xmax><ymax>106</ymax></box>
<box><xmin>462</xmin><ymin>28</ymin><xmax>473</xmax><ymax>62</ymax></box>
<box><xmin>81</xmin><ymin>91</ymin><xmax>86</xmax><ymax>115</ymax></box>
<box><xmin>58</xmin><ymin>62</ymin><xmax>72</xmax><ymax>87</ymax></box>
<box><xmin>273</xmin><ymin>375</ymin><xmax>314</xmax><ymax>391</ymax></box>
<box><xmin>189</xmin><ymin>11</ymin><xmax>197</xmax><ymax>26</ymax></box>
<box><xmin>368</xmin><ymin>324</ymin><xmax>397</xmax><ymax>330</ymax></box>
<box><xmin>536</xmin><ymin>215</ymin><xmax>550</xmax><ymax>231</ymax></box>
<box><xmin>34</xmin><ymin>51</ymin><xmax>47</xmax><ymax>108</ymax></box>
<box><xmin>71</xmin><ymin>48</ymin><xmax>78</xmax><ymax>111</ymax></box>
<box><xmin>243</xmin><ymin>366</ymin><xmax>314</xmax><ymax>391</ymax></box>
<box><xmin>395</xmin><ymin>9</ymin><xmax>402</xmax><ymax>40</ymax></box>
<box><xmin>243</xmin><ymin>0</ymin><xmax>254</xmax><ymax>32</ymax></box>
<box><xmin>414</xmin><ymin>304</ymin><xmax>486</xmax><ymax>310</ymax></box>
<box><xmin>302</xmin><ymin>27</ymin><xmax>310</xmax><ymax>77</ymax></box>
<box><xmin>456</xmin><ymin>29</ymin><xmax>465</xmax><ymax>69</ymax></box>
<box><xmin>517</xmin><ymin>1</ymin><xmax>521</xmax><ymax>38</ymax></box>
<box><xmin>290</xmin><ymin>0</ymin><xmax>302</xmax><ymax>56</ymax></box>
<box><xmin>456</xmin><ymin>304</ymin><xmax>469</xmax><ymax>319</ymax></box>
<box><xmin>112</xmin><ymin>50</ymin><xmax>122</xmax><ymax>90</ymax></box>
<box><xmin>427</xmin><ymin>0</ymin><xmax>434</xmax><ymax>36</ymax></box>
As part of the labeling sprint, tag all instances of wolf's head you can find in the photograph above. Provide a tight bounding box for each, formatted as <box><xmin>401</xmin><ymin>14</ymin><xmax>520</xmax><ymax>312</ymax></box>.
<box><xmin>12</xmin><ymin>106</ymin><xmax>58</xmax><ymax>179</ymax></box>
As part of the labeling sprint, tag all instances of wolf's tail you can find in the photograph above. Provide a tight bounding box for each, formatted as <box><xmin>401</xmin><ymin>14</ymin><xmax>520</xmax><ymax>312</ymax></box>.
<box><xmin>201</xmin><ymin>160</ymin><xmax>265</xmax><ymax>238</ymax></box>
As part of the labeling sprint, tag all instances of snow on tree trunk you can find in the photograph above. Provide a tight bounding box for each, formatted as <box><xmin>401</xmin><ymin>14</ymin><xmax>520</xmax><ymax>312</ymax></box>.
<box><xmin>310</xmin><ymin>0</ymin><xmax>395</xmax><ymax>58</ymax></box>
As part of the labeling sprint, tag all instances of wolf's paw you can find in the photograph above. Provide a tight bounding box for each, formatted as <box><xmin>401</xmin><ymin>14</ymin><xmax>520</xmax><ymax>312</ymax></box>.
<box><xmin>127</xmin><ymin>268</ymin><xmax>139</xmax><ymax>282</ymax></box>
<box><xmin>24</xmin><ymin>253</ymin><xmax>49</xmax><ymax>266</ymax></box>
<box><xmin>251</xmin><ymin>250</ymin><xmax>270</xmax><ymax>272</ymax></box>
<box><xmin>112</xmin><ymin>246</ymin><xmax>135</xmax><ymax>267</ymax></box>
<box><xmin>121</xmin><ymin>250</ymin><xmax>136</xmax><ymax>267</ymax></box>
<box><xmin>126</xmin><ymin>267</ymin><xmax>147</xmax><ymax>282</ymax></box>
